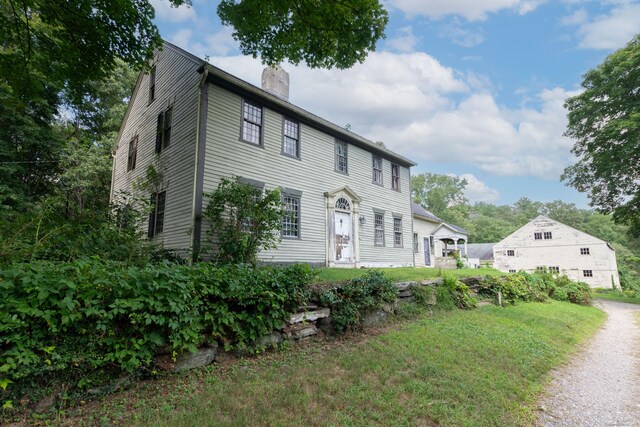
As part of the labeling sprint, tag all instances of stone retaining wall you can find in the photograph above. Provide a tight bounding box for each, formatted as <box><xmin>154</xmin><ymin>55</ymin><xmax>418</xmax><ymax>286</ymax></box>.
<box><xmin>158</xmin><ymin>276</ymin><xmax>486</xmax><ymax>372</ymax></box>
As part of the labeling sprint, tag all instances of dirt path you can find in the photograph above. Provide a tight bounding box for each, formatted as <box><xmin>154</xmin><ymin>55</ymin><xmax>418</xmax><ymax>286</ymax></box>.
<box><xmin>537</xmin><ymin>299</ymin><xmax>640</xmax><ymax>427</ymax></box>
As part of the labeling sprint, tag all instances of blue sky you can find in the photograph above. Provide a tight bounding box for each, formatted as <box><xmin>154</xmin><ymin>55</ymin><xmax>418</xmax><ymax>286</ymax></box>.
<box><xmin>150</xmin><ymin>0</ymin><xmax>640</xmax><ymax>208</ymax></box>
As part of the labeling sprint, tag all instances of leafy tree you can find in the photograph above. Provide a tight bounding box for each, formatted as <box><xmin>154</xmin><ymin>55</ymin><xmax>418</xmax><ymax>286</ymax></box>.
<box><xmin>217</xmin><ymin>0</ymin><xmax>388</xmax><ymax>69</ymax></box>
<box><xmin>411</xmin><ymin>173</ymin><xmax>469</xmax><ymax>222</ymax></box>
<box><xmin>203</xmin><ymin>178</ymin><xmax>283</xmax><ymax>265</ymax></box>
<box><xmin>562</xmin><ymin>34</ymin><xmax>640</xmax><ymax>236</ymax></box>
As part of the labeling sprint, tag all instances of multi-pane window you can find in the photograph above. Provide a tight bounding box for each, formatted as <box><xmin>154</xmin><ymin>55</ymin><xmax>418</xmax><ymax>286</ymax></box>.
<box><xmin>509</xmin><ymin>269</ymin><xmax>516</xmax><ymax>273</ymax></box>
<box><xmin>583</xmin><ymin>270</ymin><xmax>593</xmax><ymax>277</ymax></box>
<box><xmin>282</xmin><ymin>118</ymin><xmax>299</xmax><ymax>157</ymax></box>
<box><xmin>127</xmin><ymin>135</ymin><xmax>138</xmax><ymax>172</ymax></box>
<box><xmin>393</xmin><ymin>217</ymin><xmax>403</xmax><ymax>247</ymax></box>
<box><xmin>534</xmin><ymin>232</ymin><xmax>543</xmax><ymax>240</ymax></box>
<box><xmin>507</xmin><ymin>249</ymin><xmax>515</xmax><ymax>256</ymax></box>
<box><xmin>549</xmin><ymin>266</ymin><xmax>560</xmax><ymax>273</ymax></box>
<box><xmin>282</xmin><ymin>190</ymin><xmax>301</xmax><ymax>238</ymax></box>
<box><xmin>391</xmin><ymin>164</ymin><xmax>400</xmax><ymax>190</ymax></box>
<box><xmin>372</xmin><ymin>155</ymin><xmax>382</xmax><ymax>185</ymax></box>
<box><xmin>374</xmin><ymin>212</ymin><xmax>384</xmax><ymax>246</ymax></box>
<box><xmin>148</xmin><ymin>191</ymin><xmax>166</xmax><ymax>238</ymax></box>
<box><xmin>413</xmin><ymin>233</ymin><xmax>419</xmax><ymax>253</ymax></box>
<box><xmin>335</xmin><ymin>140</ymin><xmax>348</xmax><ymax>173</ymax></box>
<box><xmin>544</xmin><ymin>231</ymin><xmax>552</xmax><ymax>239</ymax></box>
<box><xmin>242</xmin><ymin>100</ymin><xmax>262</xmax><ymax>145</ymax></box>
<box><xmin>149</xmin><ymin>65</ymin><xmax>156</xmax><ymax>103</ymax></box>
<box><xmin>535</xmin><ymin>266</ymin><xmax>546</xmax><ymax>272</ymax></box>
<box><xmin>155</xmin><ymin>107</ymin><xmax>172</xmax><ymax>152</ymax></box>
<box><xmin>580</xmin><ymin>247</ymin><xmax>590</xmax><ymax>255</ymax></box>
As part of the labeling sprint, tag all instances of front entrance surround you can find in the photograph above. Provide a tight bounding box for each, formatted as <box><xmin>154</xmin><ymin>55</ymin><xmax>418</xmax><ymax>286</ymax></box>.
<box><xmin>325</xmin><ymin>186</ymin><xmax>361</xmax><ymax>267</ymax></box>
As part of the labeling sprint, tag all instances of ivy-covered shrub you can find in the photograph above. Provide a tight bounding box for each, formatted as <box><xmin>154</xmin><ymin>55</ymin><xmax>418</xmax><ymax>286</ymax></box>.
<box><xmin>0</xmin><ymin>259</ymin><xmax>313</xmax><ymax>401</ymax></box>
<box><xmin>438</xmin><ymin>275</ymin><xmax>477</xmax><ymax>310</ymax></box>
<box><xmin>550</xmin><ymin>275</ymin><xmax>591</xmax><ymax>305</ymax></box>
<box><xmin>316</xmin><ymin>270</ymin><xmax>396</xmax><ymax>333</ymax></box>
<box><xmin>478</xmin><ymin>272</ymin><xmax>591</xmax><ymax>306</ymax></box>
<box><xmin>478</xmin><ymin>275</ymin><xmax>532</xmax><ymax>305</ymax></box>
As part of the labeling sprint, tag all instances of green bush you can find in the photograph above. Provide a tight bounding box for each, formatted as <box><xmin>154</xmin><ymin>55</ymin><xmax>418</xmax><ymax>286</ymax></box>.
<box><xmin>438</xmin><ymin>275</ymin><xmax>477</xmax><ymax>310</ymax></box>
<box><xmin>479</xmin><ymin>275</ymin><xmax>531</xmax><ymax>305</ymax></box>
<box><xmin>316</xmin><ymin>270</ymin><xmax>397</xmax><ymax>333</ymax></box>
<box><xmin>551</xmin><ymin>275</ymin><xmax>591</xmax><ymax>305</ymax></box>
<box><xmin>0</xmin><ymin>259</ymin><xmax>313</xmax><ymax>402</ymax></box>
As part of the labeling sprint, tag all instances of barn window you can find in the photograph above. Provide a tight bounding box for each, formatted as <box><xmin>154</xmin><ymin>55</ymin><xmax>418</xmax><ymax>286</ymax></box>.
<box><xmin>583</xmin><ymin>270</ymin><xmax>593</xmax><ymax>277</ymax></box>
<box><xmin>580</xmin><ymin>247</ymin><xmax>590</xmax><ymax>255</ymax></box>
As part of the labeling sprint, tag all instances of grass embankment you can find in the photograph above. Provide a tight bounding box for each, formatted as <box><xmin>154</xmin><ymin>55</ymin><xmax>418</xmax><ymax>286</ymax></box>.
<box><xmin>75</xmin><ymin>301</ymin><xmax>604</xmax><ymax>426</ymax></box>
<box><xmin>593</xmin><ymin>289</ymin><xmax>640</xmax><ymax>304</ymax></box>
<box><xmin>316</xmin><ymin>267</ymin><xmax>500</xmax><ymax>284</ymax></box>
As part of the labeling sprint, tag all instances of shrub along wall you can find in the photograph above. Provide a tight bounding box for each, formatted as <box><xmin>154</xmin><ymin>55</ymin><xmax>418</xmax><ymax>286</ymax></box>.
<box><xmin>0</xmin><ymin>261</ymin><xmax>591</xmax><ymax>415</ymax></box>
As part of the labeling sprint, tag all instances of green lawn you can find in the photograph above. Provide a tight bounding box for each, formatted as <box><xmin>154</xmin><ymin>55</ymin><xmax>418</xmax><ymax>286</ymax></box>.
<box><xmin>315</xmin><ymin>266</ymin><xmax>502</xmax><ymax>284</ymax></box>
<box><xmin>74</xmin><ymin>301</ymin><xmax>604</xmax><ymax>426</ymax></box>
<box><xmin>593</xmin><ymin>289</ymin><xmax>640</xmax><ymax>304</ymax></box>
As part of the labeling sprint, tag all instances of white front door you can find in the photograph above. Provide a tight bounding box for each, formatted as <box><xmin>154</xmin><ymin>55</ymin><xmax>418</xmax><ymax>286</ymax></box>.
<box><xmin>334</xmin><ymin>211</ymin><xmax>352</xmax><ymax>262</ymax></box>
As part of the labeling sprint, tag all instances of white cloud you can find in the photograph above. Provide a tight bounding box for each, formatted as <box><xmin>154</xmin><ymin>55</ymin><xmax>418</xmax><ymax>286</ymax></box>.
<box><xmin>386</xmin><ymin>26</ymin><xmax>419</xmax><ymax>53</ymax></box>
<box><xmin>207</xmin><ymin>50</ymin><xmax>579</xmax><ymax>181</ymax></box>
<box><xmin>151</xmin><ymin>0</ymin><xmax>196</xmax><ymax>23</ymax></box>
<box><xmin>562</xmin><ymin>2</ymin><xmax>640</xmax><ymax>50</ymax></box>
<box><xmin>439</xmin><ymin>19</ymin><xmax>485</xmax><ymax>47</ymax></box>
<box><xmin>389</xmin><ymin>0</ymin><xmax>545</xmax><ymax>21</ymax></box>
<box><xmin>578</xmin><ymin>3</ymin><xmax>640</xmax><ymax>49</ymax></box>
<box><xmin>168</xmin><ymin>26</ymin><xmax>239</xmax><ymax>59</ymax></box>
<box><xmin>460</xmin><ymin>173</ymin><xmax>501</xmax><ymax>203</ymax></box>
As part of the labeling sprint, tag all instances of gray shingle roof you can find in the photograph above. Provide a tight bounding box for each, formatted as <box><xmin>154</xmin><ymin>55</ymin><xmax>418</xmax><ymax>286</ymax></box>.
<box><xmin>412</xmin><ymin>202</ymin><xmax>442</xmax><ymax>222</ymax></box>
<box><xmin>465</xmin><ymin>243</ymin><xmax>496</xmax><ymax>260</ymax></box>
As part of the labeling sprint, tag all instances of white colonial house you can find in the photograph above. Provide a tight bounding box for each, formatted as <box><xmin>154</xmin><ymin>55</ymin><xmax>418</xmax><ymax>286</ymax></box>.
<box><xmin>110</xmin><ymin>42</ymin><xmax>417</xmax><ymax>267</ymax></box>
<box><xmin>412</xmin><ymin>203</ymin><xmax>469</xmax><ymax>268</ymax></box>
<box><xmin>493</xmin><ymin>215</ymin><xmax>620</xmax><ymax>288</ymax></box>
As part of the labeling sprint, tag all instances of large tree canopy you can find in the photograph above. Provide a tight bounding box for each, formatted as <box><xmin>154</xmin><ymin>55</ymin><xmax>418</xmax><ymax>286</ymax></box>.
<box><xmin>562</xmin><ymin>34</ymin><xmax>640</xmax><ymax>236</ymax></box>
<box><xmin>411</xmin><ymin>173</ymin><xmax>469</xmax><ymax>225</ymax></box>
<box><xmin>217</xmin><ymin>0</ymin><xmax>388</xmax><ymax>69</ymax></box>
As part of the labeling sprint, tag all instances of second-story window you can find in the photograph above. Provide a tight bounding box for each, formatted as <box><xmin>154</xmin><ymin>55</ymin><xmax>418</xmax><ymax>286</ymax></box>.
<box><xmin>391</xmin><ymin>164</ymin><xmax>400</xmax><ymax>190</ymax></box>
<box><xmin>534</xmin><ymin>232</ymin><xmax>543</xmax><ymax>240</ymax></box>
<box><xmin>335</xmin><ymin>140</ymin><xmax>348</xmax><ymax>174</ymax></box>
<box><xmin>155</xmin><ymin>107</ymin><xmax>172</xmax><ymax>153</ymax></box>
<box><xmin>507</xmin><ymin>249</ymin><xmax>515</xmax><ymax>256</ymax></box>
<box><xmin>372</xmin><ymin>155</ymin><xmax>382</xmax><ymax>185</ymax></box>
<box><xmin>580</xmin><ymin>247</ymin><xmax>590</xmax><ymax>255</ymax></box>
<box><xmin>282</xmin><ymin>118</ymin><xmax>299</xmax><ymax>158</ymax></box>
<box><xmin>242</xmin><ymin>100</ymin><xmax>262</xmax><ymax>145</ymax></box>
<box><xmin>127</xmin><ymin>135</ymin><xmax>138</xmax><ymax>172</ymax></box>
<box><xmin>544</xmin><ymin>231</ymin><xmax>552</xmax><ymax>239</ymax></box>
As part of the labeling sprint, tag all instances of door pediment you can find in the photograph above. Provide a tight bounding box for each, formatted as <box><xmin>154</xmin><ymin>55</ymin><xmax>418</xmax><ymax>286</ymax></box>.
<box><xmin>324</xmin><ymin>185</ymin><xmax>362</xmax><ymax>203</ymax></box>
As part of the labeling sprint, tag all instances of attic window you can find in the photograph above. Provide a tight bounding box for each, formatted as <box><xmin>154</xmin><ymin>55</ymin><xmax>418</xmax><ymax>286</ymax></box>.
<box><xmin>544</xmin><ymin>231</ymin><xmax>552</xmax><ymax>239</ymax></box>
<box><xmin>391</xmin><ymin>164</ymin><xmax>400</xmax><ymax>190</ymax></box>
<box><xmin>507</xmin><ymin>249</ymin><xmax>515</xmax><ymax>256</ymax></box>
<box><xmin>155</xmin><ymin>107</ymin><xmax>172</xmax><ymax>152</ymax></box>
<box><xmin>580</xmin><ymin>247</ymin><xmax>590</xmax><ymax>255</ymax></box>
<box><xmin>149</xmin><ymin>65</ymin><xmax>156</xmax><ymax>103</ymax></box>
<box><xmin>534</xmin><ymin>232</ymin><xmax>543</xmax><ymax>240</ymax></box>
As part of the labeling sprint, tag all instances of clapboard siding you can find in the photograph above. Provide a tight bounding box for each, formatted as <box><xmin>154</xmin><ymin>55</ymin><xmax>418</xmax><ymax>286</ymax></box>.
<box><xmin>493</xmin><ymin>216</ymin><xmax>620</xmax><ymax>288</ymax></box>
<box><xmin>413</xmin><ymin>217</ymin><xmax>440</xmax><ymax>267</ymax></box>
<box><xmin>203</xmin><ymin>84</ymin><xmax>414</xmax><ymax>266</ymax></box>
<box><xmin>111</xmin><ymin>44</ymin><xmax>202</xmax><ymax>252</ymax></box>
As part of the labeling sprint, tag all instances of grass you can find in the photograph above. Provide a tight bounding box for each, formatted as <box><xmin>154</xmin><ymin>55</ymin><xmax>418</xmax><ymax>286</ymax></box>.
<box><xmin>66</xmin><ymin>301</ymin><xmax>604</xmax><ymax>426</ymax></box>
<box><xmin>593</xmin><ymin>288</ymin><xmax>640</xmax><ymax>304</ymax></box>
<box><xmin>315</xmin><ymin>266</ymin><xmax>501</xmax><ymax>284</ymax></box>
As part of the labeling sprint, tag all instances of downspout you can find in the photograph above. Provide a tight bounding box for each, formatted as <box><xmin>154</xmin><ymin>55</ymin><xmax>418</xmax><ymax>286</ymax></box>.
<box><xmin>190</xmin><ymin>66</ymin><xmax>209</xmax><ymax>263</ymax></box>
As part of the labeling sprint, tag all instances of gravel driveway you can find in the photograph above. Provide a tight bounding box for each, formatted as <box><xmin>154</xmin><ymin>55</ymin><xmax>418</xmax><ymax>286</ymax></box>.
<box><xmin>537</xmin><ymin>299</ymin><xmax>640</xmax><ymax>427</ymax></box>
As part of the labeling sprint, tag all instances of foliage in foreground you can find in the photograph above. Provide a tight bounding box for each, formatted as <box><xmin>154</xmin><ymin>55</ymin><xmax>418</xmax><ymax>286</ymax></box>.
<box><xmin>0</xmin><ymin>259</ymin><xmax>313</xmax><ymax>407</ymax></box>
<box><xmin>593</xmin><ymin>288</ymin><xmax>640</xmax><ymax>304</ymax></box>
<box><xmin>69</xmin><ymin>301</ymin><xmax>605</xmax><ymax>426</ymax></box>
